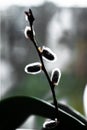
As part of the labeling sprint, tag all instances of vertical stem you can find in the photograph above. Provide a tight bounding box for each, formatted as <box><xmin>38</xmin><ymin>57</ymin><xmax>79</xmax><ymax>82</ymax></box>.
<box><xmin>28</xmin><ymin>15</ymin><xmax>59</xmax><ymax>121</ymax></box>
<box><xmin>32</xmin><ymin>38</ymin><xmax>59</xmax><ymax>121</ymax></box>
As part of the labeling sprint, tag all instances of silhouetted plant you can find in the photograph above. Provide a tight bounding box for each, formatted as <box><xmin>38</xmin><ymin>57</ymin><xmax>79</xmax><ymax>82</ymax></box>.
<box><xmin>24</xmin><ymin>9</ymin><xmax>61</xmax><ymax>128</ymax></box>
<box><xmin>0</xmin><ymin>8</ymin><xmax>87</xmax><ymax>130</ymax></box>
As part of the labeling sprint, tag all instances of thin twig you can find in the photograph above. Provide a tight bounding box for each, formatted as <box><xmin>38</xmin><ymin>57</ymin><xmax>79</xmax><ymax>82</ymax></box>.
<box><xmin>25</xmin><ymin>9</ymin><xmax>60</xmax><ymax>122</ymax></box>
<box><xmin>31</xmin><ymin>28</ymin><xmax>59</xmax><ymax>122</ymax></box>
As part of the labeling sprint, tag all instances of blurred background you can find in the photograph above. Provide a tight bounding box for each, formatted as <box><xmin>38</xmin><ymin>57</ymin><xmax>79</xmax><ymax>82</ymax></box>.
<box><xmin>0</xmin><ymin>0</ymin><xmax>87</xmax><ymax>129</ymax></box>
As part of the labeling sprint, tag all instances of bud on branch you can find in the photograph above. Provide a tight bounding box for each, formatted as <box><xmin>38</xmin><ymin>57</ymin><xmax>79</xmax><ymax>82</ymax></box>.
<box><xmin>40</xmin><ymin>46</ymin><xmax>57</xmax><ymax>62</ymax></box>
<box><xmin>24</xmin><ymin>26</ymin><xmax>35</xmax><ymax>40</ymax></box>
<box><xmin>25</xmin><ymin>9</ymin><xmax>35</xmax><ymax>27</ymax></box>
<box><xmin>51</xmin><ymin>68</ymin><xmax>61</xmax><ymax>86</ymax></box>
<box><xmin>25</xmin><ymin>62</ymin><xmax>42</xmax><ymax>74</ymax></box>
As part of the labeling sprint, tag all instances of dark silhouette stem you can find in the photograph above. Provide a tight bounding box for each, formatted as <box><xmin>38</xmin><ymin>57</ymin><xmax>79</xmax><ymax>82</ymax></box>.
<box><xmin>32</xmin><ymin>37</ymin><xmax>59</xmax><ymax>121</ymax></box>
<box><xmin>28</xmin><ymin>16</ymin><xmax>59</xmax><ymax>122</ymax></box>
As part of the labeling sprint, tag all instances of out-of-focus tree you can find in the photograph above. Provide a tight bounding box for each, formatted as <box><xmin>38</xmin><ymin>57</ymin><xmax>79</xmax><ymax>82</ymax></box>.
<box><xmin>73</xmin><ymin>8</ymin><xmax>87</xmax><ymax>77</ymax></box>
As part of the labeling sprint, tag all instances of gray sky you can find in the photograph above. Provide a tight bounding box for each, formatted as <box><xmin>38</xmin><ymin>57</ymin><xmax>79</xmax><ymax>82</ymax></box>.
<box><xmin>0</xmin><ymin>0</ymin><xmax>87</xmax><ymax>10</ymax></box>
